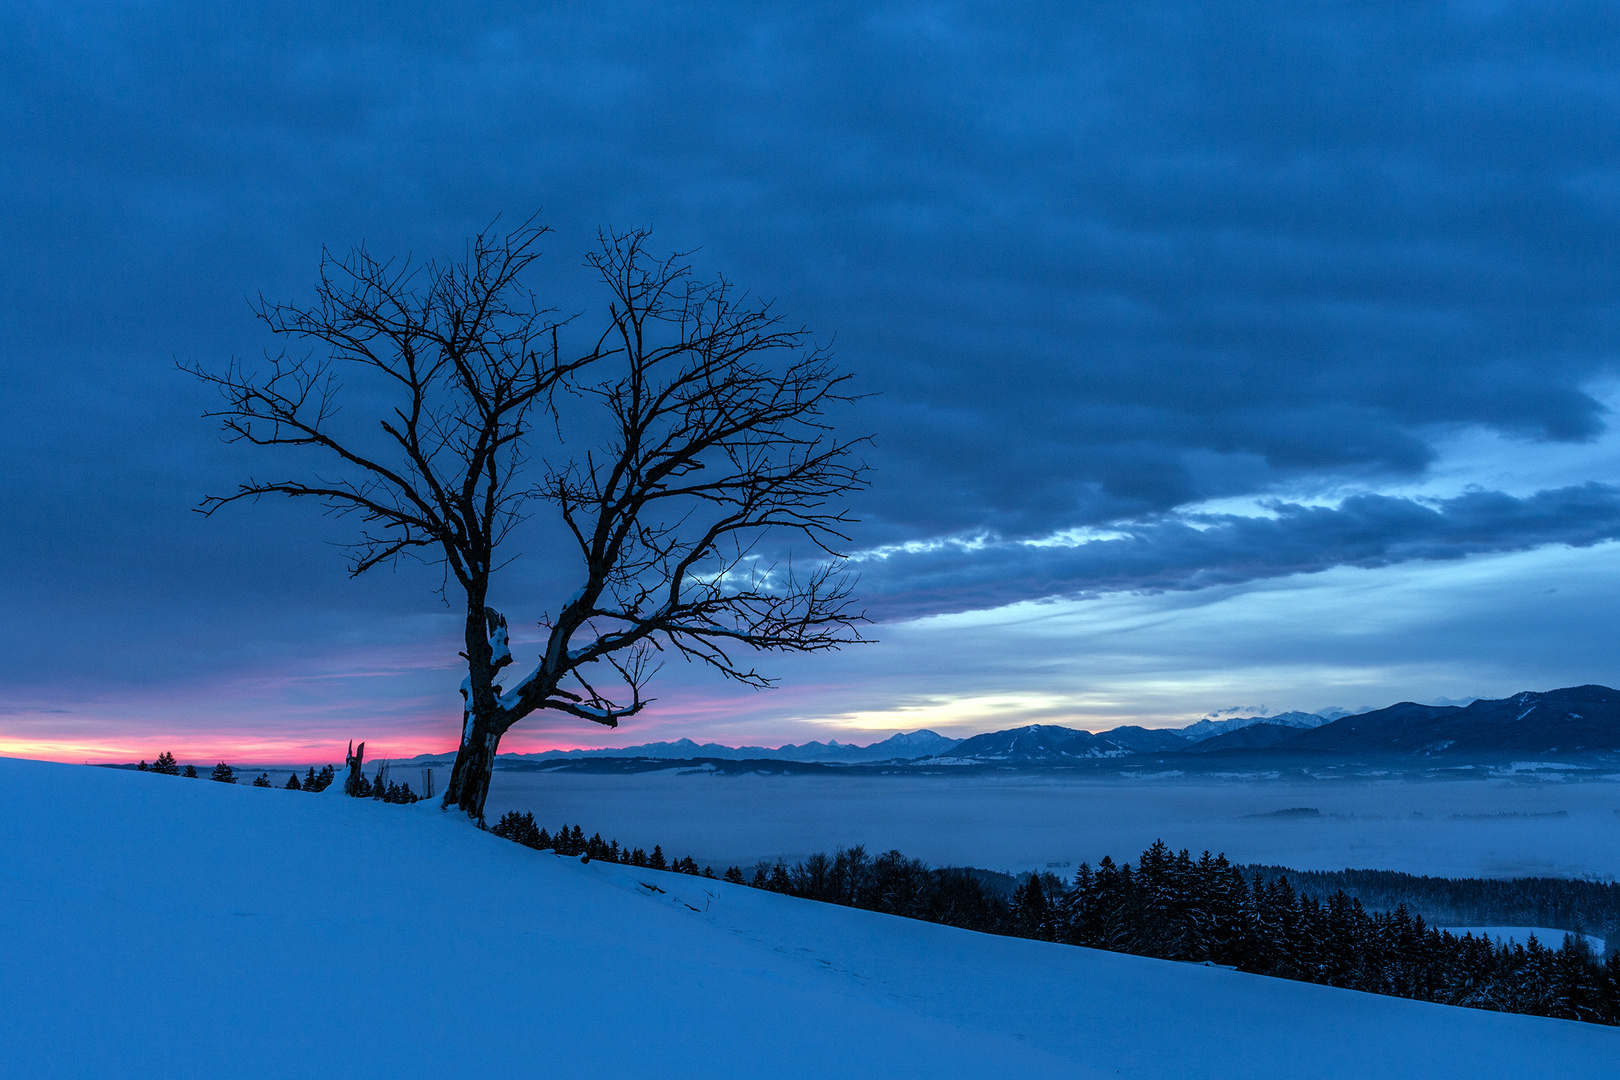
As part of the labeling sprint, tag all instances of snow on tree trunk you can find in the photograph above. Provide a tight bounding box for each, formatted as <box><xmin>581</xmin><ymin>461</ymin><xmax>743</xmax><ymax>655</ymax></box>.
<box><xmin>445</xmin><ymin>716</ymin><xmax>501</xmax><ymax>819</ymax></box>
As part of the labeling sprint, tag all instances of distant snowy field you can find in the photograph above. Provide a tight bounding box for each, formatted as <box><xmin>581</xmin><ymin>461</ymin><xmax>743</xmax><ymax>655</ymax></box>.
<box><xmin>3</xmin><ymin>756</ymin><xmax>1616</xmax><ymax>1079</ymax></box>
<box><xmin>1444</xmin><ymin>927</ymin><xmax>1607</xmax><ymax>952</ymax></box>
<box><xmin>475</xmin><ymin>770</ymin><xmax>1620</xmax><ymax>878</ymax></box>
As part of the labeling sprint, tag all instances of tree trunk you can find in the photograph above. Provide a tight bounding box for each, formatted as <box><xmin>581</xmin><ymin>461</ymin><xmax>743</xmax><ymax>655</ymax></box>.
<box><xmin>444</xmin><ymin>706</ymin><xmax>503</xmax><ymax>819</ymax></box>
<box><xmin>443</xmin><ymin>593</ymin><xmax>508</xmax><ymax>819</ymax></box>
<box><xmin>343</xmin><ymin>740</ymin><xmax>366</xmax><ymax>796</ymax></box>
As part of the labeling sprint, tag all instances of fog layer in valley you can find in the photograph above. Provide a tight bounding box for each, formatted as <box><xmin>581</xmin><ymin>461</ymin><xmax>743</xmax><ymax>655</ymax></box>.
<box><xmin>475</xmin><ymin>771</ymin><xmax>1620</xmax><ymax>879</ymax></box>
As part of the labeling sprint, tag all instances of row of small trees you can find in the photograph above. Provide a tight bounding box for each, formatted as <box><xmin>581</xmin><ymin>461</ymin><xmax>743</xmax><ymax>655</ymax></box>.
<box><xmin>490</xmin><ymin>813</ymin><xmax>715</xmax><ymax>877</ymax></box>
<box><xmin>342</xmin><ymin>766</ymin><xmax>422</xmax><ymax>804</ymax></box>
<box><xmin>486</xmin><ymin>818</ymin><xmax>1620</xmax><ymax>1027</ymax></box>
<box><xmin>284</xmin><ymin>766</ymin><xmax>337</xmax><ymax>792</ymax></box>
<box><xmin>137</xmin><ymin>753</ymin><xmax>337</xmax><ymax>792</ymax></box>
<box><xmin>138</xmin><ymin>746</ymin><xmax>425</xmax><ymax>803</ymax></box>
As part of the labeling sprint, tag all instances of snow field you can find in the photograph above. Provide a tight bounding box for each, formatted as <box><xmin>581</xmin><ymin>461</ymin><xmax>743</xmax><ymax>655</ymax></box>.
<box><xmin>2</xmin><ymin>757</ymin><xmax>1616</xmax><ymax>1079</ymax></box>
<box><xmin>1444</xmin><ymin>928</ymin><xmax>1607</xmax><ymax>953</ymax></box>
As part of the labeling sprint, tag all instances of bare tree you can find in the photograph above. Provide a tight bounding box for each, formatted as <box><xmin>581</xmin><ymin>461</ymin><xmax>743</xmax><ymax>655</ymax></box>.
<box><xmin>187</xmin><ymin>220</ymin><xmax>868</xmax><ymax>819</ymax></box>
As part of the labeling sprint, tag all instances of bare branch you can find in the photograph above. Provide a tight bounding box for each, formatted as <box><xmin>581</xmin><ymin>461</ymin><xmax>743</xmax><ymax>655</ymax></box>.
<box><xmin>186</xmin><ymin>219</ymin><xmax>869</xmax><ymax>819</ymax></box>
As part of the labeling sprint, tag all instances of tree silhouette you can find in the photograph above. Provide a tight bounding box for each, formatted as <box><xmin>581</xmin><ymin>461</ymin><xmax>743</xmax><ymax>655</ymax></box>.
<box><xmin>189</xmin><ymin>219</ymin><xmax>868</xmax><ymax>818</ymax></box>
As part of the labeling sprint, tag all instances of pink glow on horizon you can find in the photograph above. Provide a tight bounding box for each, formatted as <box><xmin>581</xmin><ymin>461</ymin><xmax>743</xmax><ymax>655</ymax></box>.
<box><xmin>4</xmin><ymin>619</ymin><xmax>1115</xmax><ymax>764</ymax></box>
<box><xmin>0</xmin><ymin>667</ymin><xmax>903</xmax><ymax>765</ymax></box>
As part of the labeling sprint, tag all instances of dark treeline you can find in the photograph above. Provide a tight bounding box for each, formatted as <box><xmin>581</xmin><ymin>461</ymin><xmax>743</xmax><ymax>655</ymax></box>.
<box><xmin>492</xmin><ymin>818</ymin><xmax>1620</xmax><ymax>1026</ymax></box>
<box><xmin>1009</xmin><ymin>842</ymin><xmax>1620</xmax><ymax>1026</ymax></box>
<box><xmin>138</xmin><ymin>750</ymin><xmax>426</xmax><ymax>804</ymax></box>
<box><xmin>137</xmin><ymin>755</ymin><xmax>339</xmax><ymax>793</ymax></box>
<box><xmin>490</xmin><ymin>812</ymin><xmax>715</xmax><ymax>877</ymax></box>
<box><xmin>137</xmin><ymin>749</ymin><xmax>428</xmax><ymax>805</ymax></box>
<box><xmin>341</xmin><ymin>762</ymin><xmax>421</xmax><ymax>804</ymax></box>
<box><xmin>1243</xmin><ymin>865</ymin><xmax>1620</xmax><ymax>944</ymax></box>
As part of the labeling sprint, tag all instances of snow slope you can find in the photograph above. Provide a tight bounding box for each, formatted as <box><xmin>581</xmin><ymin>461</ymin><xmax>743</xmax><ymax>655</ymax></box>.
<box><xmin>1</xmin><ymin>758</ymin><xmax>1615</xmax><ymax>1079</ymax></box>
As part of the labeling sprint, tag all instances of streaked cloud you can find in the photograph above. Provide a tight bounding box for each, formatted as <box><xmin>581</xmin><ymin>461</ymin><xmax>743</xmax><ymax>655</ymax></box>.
<box><xmin>4</xmin><ymin>2</ymin><xmax>1620</xmax><ymax>756</ymax></box>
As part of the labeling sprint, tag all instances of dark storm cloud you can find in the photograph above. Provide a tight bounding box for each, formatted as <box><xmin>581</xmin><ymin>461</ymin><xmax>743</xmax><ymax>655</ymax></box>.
<box><xmin>855</xmin><ymin>483</ymin><xmax>1620</xmax><ymax>620</ymax></box>
<box><xmin>3</xmin><ymin>0</ymin><xmax>1620</xmax><ymax>684</ymax></box>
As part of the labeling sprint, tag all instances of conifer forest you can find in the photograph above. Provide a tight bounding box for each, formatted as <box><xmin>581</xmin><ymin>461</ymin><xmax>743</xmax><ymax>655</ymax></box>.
<box><xmin>491</xmin><ymin>811</ymin><xmax>1620</xmax><ymax>1027</ymax></box>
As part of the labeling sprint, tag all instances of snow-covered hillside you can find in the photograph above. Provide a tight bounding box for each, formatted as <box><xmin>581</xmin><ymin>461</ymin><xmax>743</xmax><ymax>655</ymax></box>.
<box><xmin>2</xmin><ymin>758</ymin><xmax>1614</xmax><ymax>1078</ymax></box>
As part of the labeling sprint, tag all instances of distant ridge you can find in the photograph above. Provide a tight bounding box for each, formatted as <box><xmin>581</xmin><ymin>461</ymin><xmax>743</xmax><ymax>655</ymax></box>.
<box><xmin>913</xmin><ymin>685</ymin><xmax>1620</xmax><ymax>769</ymax></box>
<box><xmin>403</xmin><ymin>685</ymin><xmax>1620</xmax><ymax>774</ymax></box>
<box><xmin>1185</xmin><ymin>722</ymin><xmax>1309</xmax><ymax>753</ymax></box>
<box><xmin>401</xmin><ymin>729</ymin><xmax>963</xmax><ymax>766</ymax></box>
<box><xmin>456</xmin><ymin>715</ymin><xmax>1336</xmax><ymax>768</ymax></box>
<box><xmin>1174</xmin><ymin>710</ymin><xmax>1335</xmax><ymax>741</ymax></box>
<box><xmin>1279</xmin><ymin>685</ymin><xmax>1620</xmax><ymax>757</ymax></box>
<box><xmin>927</xmin><ymin>724</ymin><xmax>1188</xmax><ymax>765</ymax></box>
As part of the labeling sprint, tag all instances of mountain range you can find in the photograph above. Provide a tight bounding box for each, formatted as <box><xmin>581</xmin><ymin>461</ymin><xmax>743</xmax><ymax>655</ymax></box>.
<box><xmin>449</xmin><ymin>709</ymin><xmax>1333</xmax><ymax>766</ymax></box>
<box><xmin>913</xmin><ymin>685</ymin><xmax>1620</xmax><ymax>771</ymax></box>
<box><xmin>503</xmin><ymin>685</ymin><xmax>1620</xmax><ymax>775</ymax></box>
<box><xmin>1230</xmin><ymin>685</ymin><xmax>1620</xmax><ymax>759</ymax></box>
<box><xmin>399</xmin><ymin>728</ymin><xmax>964</xmax><ymax>766</ymax></box>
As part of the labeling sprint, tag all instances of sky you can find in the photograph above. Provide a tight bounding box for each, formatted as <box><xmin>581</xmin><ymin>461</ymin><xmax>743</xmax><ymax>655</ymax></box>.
<box><xmin>5</xmin><ymin>2</ymin><xmax>1620</xmax><ymax>762</ymax></box>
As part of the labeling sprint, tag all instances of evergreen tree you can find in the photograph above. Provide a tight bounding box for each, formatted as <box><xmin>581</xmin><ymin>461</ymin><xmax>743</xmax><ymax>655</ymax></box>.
<box><xmin>1515</xmin><ymin>935</ymin><xmax>1557</xmax><ymax>1016</ymax></box>
<box><xmin>1600</xmin><ymin>949</ymin><xmax>1620</xmax><ymax>1024</ymax></box>
<box><xmin>724</xmin><ymin>866</ymin><xmax>745</xmax><ymax>884</ymax></box>
<box><xmin>209</xmin><ymin>762</ymin><xmax>236</xmax><ymax>783</ymax></box>
<box><xmin>285</xmin><ymin>772</ymin><xmax>302</xmax><ymax>790</ymax></box>
<box><xmin>252</xmin><ymin>773</ymin><xmax>272</xmax><ymax>787</ymax></box>
<box><xmin>1551</xmin><ymin>936</ymin><xmax>1600</xmax><ymax>1022</ymax></box>
<box><xmin>1318</xmin><ymin>890</ymin><xmax>1364</xmax><ymax>987</ymax></box>
<box><xmin>151</xmin><ymin>751</ymin><xmax>179</xmax><ymax>776</ymax></box>
<box><xmin>137</xmin><ymin>760</ymin><xmax>149</xmax><ymax>771</ymax></box>
<box><xmin>1088</xmin><ymin>856</ymin><xmax>1134</xmax><ymax>953</ymax></box>
<box><xmin>1012</xmin><ymin>872</ymin><xmax>1056</xmax><ymax>941</ymax></box>
<box><xmin>649</xmin><ymin>845</ymin><xmax>667</xmax><ymax>871</ymax></box>
<box><xmin>182</xmin><ymin>764</ymin><xmax>198</xmax><ymax>778</ymax></box>
<box><xmin>492</xmin><ymin>812</ymin><xmax>530</xmax><ymax>843</ymax></box>
<box><xmin>310</xmin><ymin>764</ymin><xmax>335</xmax><ymax>792</ymax></box>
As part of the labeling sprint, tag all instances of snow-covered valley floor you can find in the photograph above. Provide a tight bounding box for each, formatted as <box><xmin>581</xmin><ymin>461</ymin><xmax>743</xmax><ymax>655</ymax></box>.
<box><xmin>3</xmin><ymin>756</ymin><xmax>1616</xmax><ymax>1079</ymax></box>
